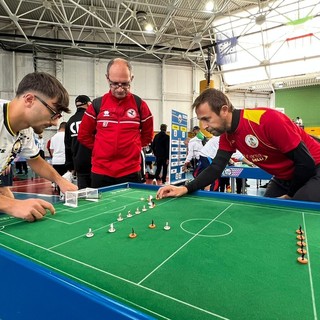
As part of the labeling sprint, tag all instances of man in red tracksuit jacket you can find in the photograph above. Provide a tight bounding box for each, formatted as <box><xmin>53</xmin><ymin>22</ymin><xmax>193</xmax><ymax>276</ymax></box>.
<box><xmin>78</xmin><ymin>58</ymin><xmax>154</xmax><ymax>187</ymax></box>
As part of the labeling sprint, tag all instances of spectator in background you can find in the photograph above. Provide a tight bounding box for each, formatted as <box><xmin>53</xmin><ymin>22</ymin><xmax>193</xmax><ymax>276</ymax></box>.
<box><xmin>144</xmin><ymin>143</ymin><xmax>155</xmax><ymax>179</ymax></box>
<box><xmin>193</xmin><ymin>125</ymin><xmax>208</xmax><ymax>145</ymax></box>
<box><xmin>193</xmin><ymin>136</ymin><xmax>220</xmax><ymax>191</ymax></box>
<box><xmin>0</xmin><ymin>165</ymin><xmax>14</xmax><ymax>199</ymax></box>
<box><xmin>14</xmin><ymin>155</ymin><xmax>28</xmax><ymax>175</ymax></box>
<box><xmin>65</xmin><ymin>95</ymin><xmax>92</xmax><ymax>189</ymax></box>
<box><xmin>295</xmin><ymin>116</ymin><xmax>303</xmax><ymax>128</ymax></box>
<box><xmin>230</xmin><ymin>150</ymin><xmax>254</xmax><ymax>194</ymax></box>
<box><xmin>182</xmin><ymin>137</ymin><xmax>191</xmax><ymax>172</ymax></box>
<box><xmin>46</xmin><ymin>139</ymin><xmax>52</xmax><ymax>158</ymax></box>
<box><xmin>35</xmin><ymin>133</ymin><xmax>45</xmax><ymax>159</ymax></box>
<box><xmin>78</xmin><ymin>58</ymin><xmax>153</xmax><ymax>187</ymax></box>
<box><xmin>152</xmin><ymin>124</ymin><xmax>170</xmax><ymax>185</ymax></box>
<box><xmin>50</xmin><ymin>122</ymin><xmax>67</xmax><ymax>177</ymax></box>
<box><xmin>183</xmin><ymin>127</ymin><xmax>203</xmax><ymax>172</ymax></box>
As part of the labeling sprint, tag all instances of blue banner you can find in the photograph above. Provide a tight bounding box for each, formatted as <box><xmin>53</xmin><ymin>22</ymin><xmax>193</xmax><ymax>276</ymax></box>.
<box><xmin>169</xmin><ymin>110</ymin><xmax>188</xmax><ymax>184</ymax></box>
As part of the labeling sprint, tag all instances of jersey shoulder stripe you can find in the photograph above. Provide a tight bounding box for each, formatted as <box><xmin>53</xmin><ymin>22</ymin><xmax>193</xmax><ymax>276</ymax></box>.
<box><xmin>243</xmin><ymin>109</ymin><xmax>266</xmax><ymax>125</ymax></box>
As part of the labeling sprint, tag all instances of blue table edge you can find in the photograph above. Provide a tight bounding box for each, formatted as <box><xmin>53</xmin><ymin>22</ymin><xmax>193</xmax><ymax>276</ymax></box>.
<box><xmin>120</xmin><ymin>182</ymin><xmax>320</xmax><ymax>211</ymax></box>
<box><xmin>0</xmin><ymin>246</ymin><xmax>154</xmax><ymax>319</ymax></box>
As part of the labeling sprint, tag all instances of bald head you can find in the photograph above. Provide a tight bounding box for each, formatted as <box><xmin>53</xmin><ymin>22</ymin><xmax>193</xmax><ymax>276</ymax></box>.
<box><xmin>106</xmin><ymin>58</ymin><xmax>132</xmax><ymax>78</ymax></box>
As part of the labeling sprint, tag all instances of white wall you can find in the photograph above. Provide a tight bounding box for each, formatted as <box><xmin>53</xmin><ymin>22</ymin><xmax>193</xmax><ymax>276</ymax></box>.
<box><xmin>0</xmin><ymin>50</ymin><xmax>272</xmax><ymax>131</ymax></box>
<box><xmin>228</xmin><ymin>92</ymin><xmax>272</xmax><ymax>109</ymax></box>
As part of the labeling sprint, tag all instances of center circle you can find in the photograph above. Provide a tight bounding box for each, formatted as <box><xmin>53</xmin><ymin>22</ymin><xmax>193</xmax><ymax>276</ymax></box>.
<box><xmin>180</xmin><ymin>219</ymin><xmax>233</xmax><ymax>238</ymax></box>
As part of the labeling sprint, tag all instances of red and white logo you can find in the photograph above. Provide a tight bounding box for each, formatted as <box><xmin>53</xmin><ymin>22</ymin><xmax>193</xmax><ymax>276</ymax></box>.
<box><xmin>245</xmin><ymin>135</ymin><xmax>259</xmax><ymax>148</ymax></box>
<box><xmin>127</xmin><ymin>109</ymin><xmax>137</xmax><ymax>118</ymax></box>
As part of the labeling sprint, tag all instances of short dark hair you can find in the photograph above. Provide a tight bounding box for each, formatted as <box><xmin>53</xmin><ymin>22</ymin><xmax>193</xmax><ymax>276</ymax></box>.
<box><xmin>192</xmin><ymin>88</ymin><xmax>234</xmax><ymax>115</ymax></box>
<box><xmin>16</xmin><ymin>72</ymin><xmax>70</xmax><ymax>114</ymax></box>
<box><xmin>59</xmin><ymin>121</ymin><xmax>67</xmax><ymax>130</ymax></box>
<box><xmin>160</xmin><ymin>124</ymin><xmax>167</xmax><ymax>131</ymax></box>
<box><xmin>75</xmin><ymin>95</ymin><xmax>91</xmax><ymax>106</ymax></box>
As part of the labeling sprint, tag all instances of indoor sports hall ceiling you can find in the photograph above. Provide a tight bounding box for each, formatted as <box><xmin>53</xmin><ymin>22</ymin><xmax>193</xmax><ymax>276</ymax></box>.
<box><xmin>0</xmin><ymin>0</ymin><xmax>319</xmax><ymax>93</ymax></box>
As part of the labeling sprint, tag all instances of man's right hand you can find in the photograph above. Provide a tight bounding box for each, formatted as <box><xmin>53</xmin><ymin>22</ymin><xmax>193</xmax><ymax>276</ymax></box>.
<box><xmin>7</xmin><ymin>198</ymin><xmax>56</xmax><ymax>222</ymax></box>
<box><xmin>182</xmin><ymin>162</ymin><xmax>190</xmax><ymax>172</ymax></box>
<box><xmin>156</xmin><ymin>185</ymin><xmax>188</xmax><ymax>199</ymax></box>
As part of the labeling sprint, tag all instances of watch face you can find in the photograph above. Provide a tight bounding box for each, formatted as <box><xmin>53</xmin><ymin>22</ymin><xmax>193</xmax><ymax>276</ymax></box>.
<box><xmin>223</xmin><ymin>168</ymin><xmax>232</xmax><ymax>176</ymax></box>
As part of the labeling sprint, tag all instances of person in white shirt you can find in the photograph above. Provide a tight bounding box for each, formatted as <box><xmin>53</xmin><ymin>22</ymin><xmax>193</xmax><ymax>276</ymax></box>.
<box><xmin>193</xmin><ymin>136</ymin><xmax>220</xmax><ymax>191</ymax></box>
<box><xmin>0</xmin><ymin>72</ymin><xmax>78</xmax><ymax>222</ymax></box>
<box><xmin>35</xmin><ymin>133</ymin><xmax>45</xmax><ymax>159</ymax></box>
<box><xmin>184</xmin><ymin>135</ymin><xmax>203</xmax><ymax>171</ymax></box>
<box><xmin>50</xmin><ymin>122</ymin><xmax>67</xmax><ymax>176</ymax></box>
<box><xmin>50</xmin><ymin>122</ymin><xmax>67</xmax><ymax>193</ymax></box>
<box><xmin>295</xmin><ymin>117</ymin><xmax>303</xmax><ymax>127</ymax></box>
<box><xmin>0</xmin><ymin>99</ymin><xmax>14</xmax><ymax>194</ymax></box>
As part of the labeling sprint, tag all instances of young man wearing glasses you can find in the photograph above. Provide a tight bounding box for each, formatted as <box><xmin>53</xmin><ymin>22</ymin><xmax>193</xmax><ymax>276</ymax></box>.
<box><xmin>0</xmin><ymin>72</ymin><xmax>78</xmax><ymax>222</ymax></box>
<box><xmin>78</xmin><ymin>58</ymin><xmax>154</xmax><ymax>187</ymax></box>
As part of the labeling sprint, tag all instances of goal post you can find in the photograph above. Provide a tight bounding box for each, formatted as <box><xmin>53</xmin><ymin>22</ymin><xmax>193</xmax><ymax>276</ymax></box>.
<box><xmin>64</xmin><ymin>188</ymin><xmax>100</xmax><ymax>207</ymax></box>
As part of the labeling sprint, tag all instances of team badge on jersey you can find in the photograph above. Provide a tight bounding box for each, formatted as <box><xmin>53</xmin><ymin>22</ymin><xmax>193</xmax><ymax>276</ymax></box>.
<box><xmin>127</xmin><ymin>109</ymin><xmax>137</xmax><ymax>118</ymax></box>
<box><xmin>245</xmin><ymin>135</ymin><xmax>259</xmax><ymax>148</ymax></box>
<box><xmin>1</xmin><ymin>138</ymin><xmax>22</xmax><ymax>172</ymax></box>
<box><xmin>103</xmin><ymin>110</ymin><xmax>110</xmax><ymax>117</ymax></box>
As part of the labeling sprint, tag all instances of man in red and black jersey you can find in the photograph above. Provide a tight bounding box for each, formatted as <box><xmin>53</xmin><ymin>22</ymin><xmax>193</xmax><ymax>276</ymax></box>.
<box><xmin>157</xmin><ymin>88</ymin><xmax>320</xmax><ymax>203</ymax></box>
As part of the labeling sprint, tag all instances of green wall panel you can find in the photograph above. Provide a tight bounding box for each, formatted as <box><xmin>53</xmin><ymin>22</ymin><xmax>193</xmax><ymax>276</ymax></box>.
<box><xmin>275</xmin><ymin>85</ymin><xmax>320</xmax><ymax>127</ymax></box>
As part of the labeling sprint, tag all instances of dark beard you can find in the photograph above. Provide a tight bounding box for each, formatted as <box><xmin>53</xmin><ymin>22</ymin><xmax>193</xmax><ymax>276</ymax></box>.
<box><xmin>207</xmin><ymin>128</ymin><xmax>224</xmax><ymax>136</ymax></box>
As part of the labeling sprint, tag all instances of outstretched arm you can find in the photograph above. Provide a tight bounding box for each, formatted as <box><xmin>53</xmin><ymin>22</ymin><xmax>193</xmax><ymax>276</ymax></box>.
<box><xmin>157</xmin><ymin>150</ymin><xmax>232</xmax><ymax>199</ymax></box>
<box><xmin>27</xmin><ymin>157</ymin><xmax>78</xmax><ymax>193</ymax></box>
<box><xmin>284</xmin><ymin>142</ymin><xmax>317</xmax><ymax>198</ymax></box>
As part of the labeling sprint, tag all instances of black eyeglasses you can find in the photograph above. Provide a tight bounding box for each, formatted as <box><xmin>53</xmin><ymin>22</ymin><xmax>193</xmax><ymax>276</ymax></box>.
<box><xmin>35</xmin><ymin>95</ymin><xmax>62</xmax><ymax>120</ymax></box>
<box><xmin>108</xmin><ymin>79</ymin><xmax>131</xmax><ymax>89</ymax></box>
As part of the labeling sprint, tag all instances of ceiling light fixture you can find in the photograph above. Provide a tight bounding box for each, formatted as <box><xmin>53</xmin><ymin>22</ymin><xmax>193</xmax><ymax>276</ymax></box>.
<box><xmin>144</xmin><ymin>23</ymin><xmax>153</xmax><ymax>32</ymax></box>
<box><xmin>205</xmin><ymin>1</ymin><xmax>214</xmax><ymax>12</ymax></box>
<box><xmin>136</xmin><ymin>11</ymin><xmax>154</xmax><ymax>32</ymax></box>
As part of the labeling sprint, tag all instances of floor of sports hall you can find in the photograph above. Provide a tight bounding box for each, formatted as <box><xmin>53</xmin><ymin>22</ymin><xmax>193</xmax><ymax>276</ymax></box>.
<box><xmin>10</xmin><ymin>168</ymin><xmax>268</xmax><ymax>199</ymax></box>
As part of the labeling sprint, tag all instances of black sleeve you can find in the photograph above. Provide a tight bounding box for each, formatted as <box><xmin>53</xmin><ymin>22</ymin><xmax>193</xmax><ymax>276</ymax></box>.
<box><xmin>165</xmin><ymin>135</ymin><xmax>170</xmax><ymax>159</ymax></box>
<box><xmin>186</xmin><ymin>149</ymin><xmax>232</xmax><ymax>193</ymax></box>
<box><xmin>285</xmin><ymin>142</ymin><xmax>317</xmax><ymax>197</ymax></box>
<box><xmin>64</xmin><ymin>122</ymin><xmax>74</xmax><ymax>171</ymax></box>
<box><xmin>151</xmin><ymin>136</ymin><xmax>156</xmax><ymax>154</ymax></box>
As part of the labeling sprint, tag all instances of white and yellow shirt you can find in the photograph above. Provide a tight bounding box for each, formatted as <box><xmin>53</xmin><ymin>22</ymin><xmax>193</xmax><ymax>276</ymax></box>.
<box><xmin>0</xmin><ymin>101</ymin><xmax>39</xmax><ymax>173</ymax></box>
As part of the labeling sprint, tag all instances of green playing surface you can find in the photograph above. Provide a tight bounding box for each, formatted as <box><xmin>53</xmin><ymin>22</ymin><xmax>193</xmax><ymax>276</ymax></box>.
<box><xmin>0</xmin><ymin>186</ymin><xmax>319</xmax><ymax>319</ymax></box>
